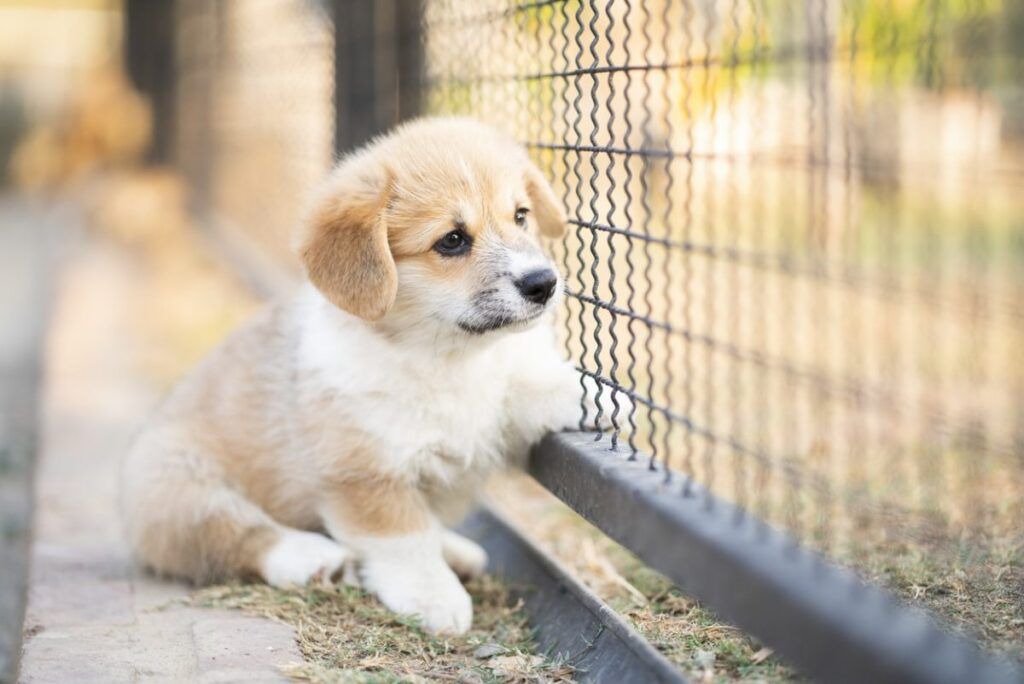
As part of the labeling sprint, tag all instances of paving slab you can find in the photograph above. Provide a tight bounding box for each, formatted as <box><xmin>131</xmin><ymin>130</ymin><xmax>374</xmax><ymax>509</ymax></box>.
<box><xmin>18</xmin><ymin>233</ymin><xmax>304</xmax><ymax>682</ymax></box>
<box><xmin>193</xmin><ymin>616</ymin><xmax>301</xmax><ymax>683</ymax></box>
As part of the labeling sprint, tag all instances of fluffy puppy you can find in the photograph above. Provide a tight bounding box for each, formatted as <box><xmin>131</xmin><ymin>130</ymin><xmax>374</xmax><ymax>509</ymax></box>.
<box><xmin>122</xmin><ymin>117</ymin><xmax>614</xmax><ymax>634</ymax></box>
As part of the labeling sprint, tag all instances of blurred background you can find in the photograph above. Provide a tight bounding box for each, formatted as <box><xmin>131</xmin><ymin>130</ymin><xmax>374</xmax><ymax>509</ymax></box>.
<box><xmin>1</xmin><ymin>0</ymin><xmax>1022</xmax><ymax>681</ymax></box>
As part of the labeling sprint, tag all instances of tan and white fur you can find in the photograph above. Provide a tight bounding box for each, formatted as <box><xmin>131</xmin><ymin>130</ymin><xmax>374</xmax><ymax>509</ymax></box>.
<box><xmin>122</xmin><ymin>117</ymin><xmax>619</xmax><ymax>635</ymax></box>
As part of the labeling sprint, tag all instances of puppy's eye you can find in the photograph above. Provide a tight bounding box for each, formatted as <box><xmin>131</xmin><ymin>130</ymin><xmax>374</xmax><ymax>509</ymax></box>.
<box><xmin>434</xmin><ymin>228</ymin><xmax>471</xmax><ymax>256</ymax></box>
<box><xmin>514</xmin><ymin>207</ymin><xmax>529</xmax><ymax>229</ymax></box>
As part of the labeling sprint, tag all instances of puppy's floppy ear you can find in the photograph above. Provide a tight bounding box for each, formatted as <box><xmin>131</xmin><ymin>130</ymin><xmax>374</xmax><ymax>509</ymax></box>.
<box><xmin>525</xmin><ymin>162</ymin><xmax>567</xmax><ymax>238</ymax></box>
<box><xmin>299</xmin><ymin>155</ymin><xmax>396</xmax><ymax>321</ymax></box>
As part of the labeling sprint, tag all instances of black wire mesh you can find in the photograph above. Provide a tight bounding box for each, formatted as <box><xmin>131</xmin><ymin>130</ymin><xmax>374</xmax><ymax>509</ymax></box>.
<box><xmin>163</xmin><ymin>0</ymin><xmax>1024</xmax><ymax>664</ymax></box>
<box><xmin>422</xmin><ymin>0</ymin><xmax>1024</xmax><ymax>604</ymax></box>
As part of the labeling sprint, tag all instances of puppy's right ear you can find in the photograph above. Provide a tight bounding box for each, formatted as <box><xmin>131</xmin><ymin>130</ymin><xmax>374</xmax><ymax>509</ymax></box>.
<box><xmin>298</xmin><ymin>155</ymin><xmax>396</xmax><ymax>321</ymax></box>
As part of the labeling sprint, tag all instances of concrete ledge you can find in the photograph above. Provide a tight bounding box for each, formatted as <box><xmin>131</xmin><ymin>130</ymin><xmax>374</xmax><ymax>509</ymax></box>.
<box><xmin>0</xmin><ymin>198</ymin><xmax>55</xmax><ymax>683</ymax></box>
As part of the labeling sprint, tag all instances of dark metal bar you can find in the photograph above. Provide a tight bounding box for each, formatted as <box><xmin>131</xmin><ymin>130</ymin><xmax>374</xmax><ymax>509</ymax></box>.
<box><xmin>333</xmin><ymin>0</ymin><xmax>423</xmax><ymax>155</ymax></box>
<box><xmin>333</xmin><ymin>0</ymin><xmax>382</xmax><ymax>154</ymax></box>
<box><xmin>124</xmin><ymin>0</ymin><xmax>177</xmax><ymax>163</ymax></box>
<box><xmin>529</xmin><ymin>432</ymin><xmax>1024</xmax><ymax>684</ymax></box>
<box><xmin>396</xmin><ymin>0</ymin><xmax>423</xmax><ymax>122</ymax></box>
<box><xmin>459</xmin><ymin>507</ymin><xmax>687</xmax><ymax>684</ymax></box>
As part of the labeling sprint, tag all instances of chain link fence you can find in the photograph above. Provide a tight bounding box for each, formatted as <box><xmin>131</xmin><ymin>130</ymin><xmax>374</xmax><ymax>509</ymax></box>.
<box><xmin>421</xmin><ymin>0</ymin><xmax>1024</xmax><ymax>583</ymax></box>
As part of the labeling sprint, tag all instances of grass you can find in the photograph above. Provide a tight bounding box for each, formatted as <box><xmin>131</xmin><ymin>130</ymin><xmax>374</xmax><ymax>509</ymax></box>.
<box><xmin>188</xmin><ymin>577</ymin><xmax>574</xmax><ymax>683</ymax></box>
<box><xmin>853</xmin><ymin>536</ymin><xmax>1024</xmax><ymax>662</ymax></box>
<box><xmin>176</xmin><ymin>469</ymin><xmax>1020</xmax><ymax>683</ymax></box>
<box><xmin>609</xmin><ymin>557</ymin><xmax>798</xmax><ymax>683</ymax></box>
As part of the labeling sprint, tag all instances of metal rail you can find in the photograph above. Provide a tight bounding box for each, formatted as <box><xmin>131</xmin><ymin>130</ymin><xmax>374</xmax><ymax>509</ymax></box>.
<box><xmin>461</xmin><ymin>508</ymin><xmax>686</xmax><ymax>683</ymax></box>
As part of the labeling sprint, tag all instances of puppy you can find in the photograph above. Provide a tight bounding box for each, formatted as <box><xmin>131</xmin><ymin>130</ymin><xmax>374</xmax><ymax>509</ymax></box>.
<box><xmin>122</xmin><ymin>117</ymin><xmax>617</xmax><ymax>635</ymax></box>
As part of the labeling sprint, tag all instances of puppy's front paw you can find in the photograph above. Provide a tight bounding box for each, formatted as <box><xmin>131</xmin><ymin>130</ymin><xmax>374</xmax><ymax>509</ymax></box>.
<box><xmin>577</xmin><ymin>375</ymin><xmax>634</xmax><ymax>432</ymax></box>
<box><xmin>261</xmin><ymin>530</ymin><xmax>351</xmax><ymax>588</ymax></box>
<box><xmin>588</xmin><ymin>385</ymin><xmax>634</xmax><ymax>431</ymax></box>
<box><xmin>361</xmin><ymin>559</ymin><xmax>473</xmax><ymax>634</ymax></box>
<box><xmin>442</xmin><ymin>530</ymin><xmax>488</xmax><ymax>581</ymax></box>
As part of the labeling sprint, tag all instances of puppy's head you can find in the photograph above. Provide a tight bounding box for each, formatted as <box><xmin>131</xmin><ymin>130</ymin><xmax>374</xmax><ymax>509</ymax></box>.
<box><xmin>298</xmin><ymin>117</ymin><xmax>566</xmax><ymax>337</ymax></box>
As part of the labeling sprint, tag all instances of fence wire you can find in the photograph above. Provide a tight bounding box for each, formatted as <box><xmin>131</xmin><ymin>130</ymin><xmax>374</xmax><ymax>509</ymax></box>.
<box><xmin>422</xmin><ymin>0</ymin><xmax>1024</xmax><ymax>573</ymax></box>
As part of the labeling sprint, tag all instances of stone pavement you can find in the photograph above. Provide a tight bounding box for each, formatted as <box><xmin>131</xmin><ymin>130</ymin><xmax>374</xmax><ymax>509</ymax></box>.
<box><xmin>18</xmin><ymin>233</ymin><xmax>304</xmax><ymax>683</ymax></box>
<box><xmin>0</xmin><ymin>198</ymin><xmax>51</xmax><ymax>682</ymax></box>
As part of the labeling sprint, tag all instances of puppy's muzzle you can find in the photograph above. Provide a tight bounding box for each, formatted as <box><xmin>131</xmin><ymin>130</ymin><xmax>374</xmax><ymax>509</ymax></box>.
<box><xmin>515</xmin><ymin>268</ymin><xmax>558</xmax><ymax>305</ymax></box>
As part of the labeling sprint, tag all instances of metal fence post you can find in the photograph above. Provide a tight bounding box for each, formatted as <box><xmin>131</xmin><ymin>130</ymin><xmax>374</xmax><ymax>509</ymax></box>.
<box><xmin>396</xmin><ymin>0</ymin><xmax>423</xmax><ymax>122</ymax></box>
<box><xmin>332</xmin><ymin>0</ymin><xmax>422</xmax><ymax>156</ymax></box>
<box><xmin>124</xmin><ymin>0</ymin><xmax>177</xmax><ymax>164</ymax></box>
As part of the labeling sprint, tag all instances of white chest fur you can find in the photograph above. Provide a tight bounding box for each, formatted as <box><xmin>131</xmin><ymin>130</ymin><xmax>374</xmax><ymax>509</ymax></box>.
<box><xmin>296</xmin><ymin>287</ymin><xmax>518</xmax><ymax>486</ymax></box>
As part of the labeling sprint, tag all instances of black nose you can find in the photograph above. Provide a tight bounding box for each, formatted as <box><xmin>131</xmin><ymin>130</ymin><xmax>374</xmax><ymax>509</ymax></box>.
<box><xmin>514</xmin><ymin>269</ymin><xmax>558</xmax><ymax>305</ymax></box>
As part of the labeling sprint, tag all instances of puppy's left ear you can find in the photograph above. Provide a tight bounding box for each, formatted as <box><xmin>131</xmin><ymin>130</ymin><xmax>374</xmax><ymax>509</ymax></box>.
<box><xmin>525</xmin><ymin>163</ymin><xmax>567</xmax><ymax>238</ymax></box>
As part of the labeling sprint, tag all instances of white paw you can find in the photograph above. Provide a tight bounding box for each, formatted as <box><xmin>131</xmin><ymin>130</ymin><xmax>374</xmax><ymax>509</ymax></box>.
<box><xmin>260</xmin><ymin>530</ymin><xmax>351</xmax><ymax>588</ymax></box>
<box><xmin>581</xmin><ymin>375</ymin><xmax>634</xmax><ymax>432</ymax></box>
<box><xmin>442</xmin><ymin>530</ymin><xmax>488</xmax><ymax>580</ymax></box>
<box><xmin>360</xmin><ymin>559</ymin><xmax>473</xmax><ymax>635</ymax></box>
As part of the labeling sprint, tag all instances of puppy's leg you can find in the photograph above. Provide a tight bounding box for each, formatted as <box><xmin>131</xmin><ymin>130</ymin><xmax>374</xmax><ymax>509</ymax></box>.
<box><xmin>124</xmin><ymin>435</ymin><xmax>348</xmax><ymax>586</ymax></box>
<box><xmin>442</xmin><ymin>529</ymin><xmax>488</xmax><ymax>580</ymax></box>
<box><xmin>260</xmin><ymin>528</ymin><xmax>351</xmax><ymax>588</ymax></box>
<box><xmin>577</xmin><ymin>371</ymin><xmax>634</xmax><ymax>432</ymax></box>
<box><xmin>320</xmin><ymin>478</ymin><xmax>472</xmax><ymax>635</ymax></box>
<box><xmin>503</xmin><ymin>357</ymin><xmax>633</xmax><ymax>464</ymax></box>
